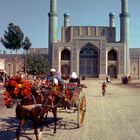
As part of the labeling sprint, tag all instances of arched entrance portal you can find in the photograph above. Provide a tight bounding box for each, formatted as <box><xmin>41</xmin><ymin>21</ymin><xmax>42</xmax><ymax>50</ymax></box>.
<box><xmin>108</xmin><ymin>65</ymin><xmax>117</xmax><ymax>78</ymax></box>
<box><xmin>79</xmin><ymin>44</ymin><xmax>99</xmax><ymax>78</ymax></box>
<box><xmin>61</xmin><ymin>64</ymin><xmax>70</xmax><ymax>79</ymax></box>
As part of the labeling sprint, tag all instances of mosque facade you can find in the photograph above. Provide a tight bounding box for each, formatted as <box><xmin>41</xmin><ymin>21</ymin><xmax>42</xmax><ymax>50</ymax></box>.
<box><xmin>1</xmin><ymin>0</ymin><xmax>140</xmax><ymax>79</ymax></box>
<box><xmin>48</xmin><ymin>0</ymin><xmax>140</xmax><ymax>79</ymax></box>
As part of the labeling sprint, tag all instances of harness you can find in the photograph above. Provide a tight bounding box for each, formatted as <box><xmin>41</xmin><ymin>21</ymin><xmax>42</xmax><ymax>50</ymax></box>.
<box><xmin>16</xmin><ymin>84</ymin><xmax>64</xmax><ymax>112</ymax></box>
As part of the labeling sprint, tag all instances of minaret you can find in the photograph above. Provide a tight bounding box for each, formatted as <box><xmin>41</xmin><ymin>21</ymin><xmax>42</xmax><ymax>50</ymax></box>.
<box><xmin>109</xmin><ymin>12</ymin><xmax>115</xmax><ymax>27</ymax></box>
<box><xmin>64</xmin><ymin>13</ymin><xmax>70</xmax><ymax>27</ymax></box>
<box><xmin>48</xmin><ymin>0</ymin><xmax>58</xmax><ymax>68</ymax></box>
<box><xmin>120</xmin><ymin>0</ymin><xmax>130</xmax><ymax>74</ymax></box>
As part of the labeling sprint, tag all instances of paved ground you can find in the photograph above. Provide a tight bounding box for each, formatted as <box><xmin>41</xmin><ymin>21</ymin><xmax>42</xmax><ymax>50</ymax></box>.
<box><xmin>0</xmin><ymin>79</ymin><xmax>140</xmax><ymax>140</ymax></box>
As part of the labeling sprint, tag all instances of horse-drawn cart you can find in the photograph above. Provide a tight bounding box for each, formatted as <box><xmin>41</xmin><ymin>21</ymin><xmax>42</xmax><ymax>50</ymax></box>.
<box><xmin>50</xmin><ymin>82</ymin><xmax>87</xmax><ymax>128</ymax></box>
<box><xmin>61</xmin><ymin>83</ymin><xmax>87</xmax><ymax>127</ymax></box>
<box><xmin>4</xmin><ymin>76</ymin><xmax>87</xmax><ymax>140</ymax></box>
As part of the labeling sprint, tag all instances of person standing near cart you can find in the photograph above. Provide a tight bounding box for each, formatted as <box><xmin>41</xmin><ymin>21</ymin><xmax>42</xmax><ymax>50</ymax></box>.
<box><xmin>69</xmin><ymin>72</ymin><xmax>80</xmax><ymax>85</ymax></box>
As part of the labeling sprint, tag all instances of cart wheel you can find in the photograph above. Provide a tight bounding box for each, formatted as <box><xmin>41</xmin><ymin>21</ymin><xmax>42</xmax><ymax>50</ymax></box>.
<box><xmin>77</xmin><ymin>95</ymin><xmax>86</xmax><ymax>127</ymax></box>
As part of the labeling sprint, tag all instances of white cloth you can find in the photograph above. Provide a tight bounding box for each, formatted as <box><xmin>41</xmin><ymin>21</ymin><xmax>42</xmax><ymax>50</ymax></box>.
<box><xmin>71</xmin><ymin>72</ymin><xmax>78</xmax><ymax>79</ymax></box>
<box><xmin>50</xmin><ymin>68</ymin><xmax>56</xmax><ymax>72</ymax></box>
<box><xmin>53</xmin><ymin>78</ymin><xmax>58</xmax><ymax>85</ymax></box>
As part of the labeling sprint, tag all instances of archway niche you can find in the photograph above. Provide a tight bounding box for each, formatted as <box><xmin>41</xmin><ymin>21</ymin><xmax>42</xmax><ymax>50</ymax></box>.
<box><xmin>108</xmin><ymin>49</ymin><xmax>117</xmax><ymax>61</ymax></box>
<box><xmin>79</xmin><ymin>43</ymin><xmax>99</xmax><ymax>78</ymax></box>
<box><xmin>61</xmin><ymin>49</ymin><xmax>70</xmax><ymax>60</ymax></box>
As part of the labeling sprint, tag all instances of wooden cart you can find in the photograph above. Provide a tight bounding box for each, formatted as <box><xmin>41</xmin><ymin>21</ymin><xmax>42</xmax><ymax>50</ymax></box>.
<box><xmin>64</xmin><ymin>83</ymin><xmax>87</xmax><ymax>127</ymax></box>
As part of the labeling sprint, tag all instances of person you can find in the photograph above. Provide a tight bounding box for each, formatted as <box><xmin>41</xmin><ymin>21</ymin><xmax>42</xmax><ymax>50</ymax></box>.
<box><xmin>108</xmin><ymin>75</ymin><xmax>111</xmax><ymax>83</ymax></box>
<box><xmin>46</xmin><ymin>68</ymin><xmax>65</xmax><ymax>88</ymax></box>
<box><xmin>128</xmin><ymin>75</ymin><xmax>131</xmax><ymax>81</ymax></box>
<box><xmin>2</xmin><ymin>74</ymin><xmax>5</xmax><ymax>83</ymax></box>
<box><xmin>106</xmin><ymin>75</ymin><xmax>111</xmax><ymax>84</ymax></box>
<box><xmin>81</xmin><ymin>75</ymin><xmax>86</xmax><ymax>80</ymax></box>
<box><xmin>106</xmin><ymin>76</ymin><xmax>108</xmax><ymax>84</ymax></box>
<box><xmin>33</xmin><ymin>75</ymin><xmax>37</xmax><ymax>81</ymax></box>
<box><xmin>102</xmin><ymin>82</ymin><xmax>107</xmax><ymax>96</ymax></box>
<box><xmin>69</xmin><ymin>72</ymin><xmax>80</xmax><ymax>85</ymax></box>
<box><xmin>46</xmin><ymin>68</ymin><xmax>58</xmax><ymax>85</ymax></box>
<box><xmin>56</xmin><ymin>71</ymin><xmax>61</xmax><ymax>79</ymax></box>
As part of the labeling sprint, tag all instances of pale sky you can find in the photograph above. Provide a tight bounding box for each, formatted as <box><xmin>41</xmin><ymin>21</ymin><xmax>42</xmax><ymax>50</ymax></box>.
<box><xmin>0</xmin><ymin>0</ymin><xmax>139</xmax><ymax>54</ymax></box>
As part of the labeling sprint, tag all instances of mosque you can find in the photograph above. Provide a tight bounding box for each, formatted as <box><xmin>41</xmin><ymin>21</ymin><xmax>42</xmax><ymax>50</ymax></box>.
<box><xmin>48</xmin><ymin>0</ymin><xmax>140</xmax><ymax>79</ymax></box>
<box><xmin>1</xmin><ymin>0</ymin><xmax>140</xmax><ymax>79</ymax></box>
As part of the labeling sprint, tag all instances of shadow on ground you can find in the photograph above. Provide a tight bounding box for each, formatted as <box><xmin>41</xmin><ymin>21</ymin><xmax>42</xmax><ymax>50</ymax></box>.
<box><xmin>0</xmin><ymin>114</ymin><xmax>79</xmax><ymax>139</ymax></box>
<box><xmin>0</xmin><ymin>117</ymin><xmax>34</xmax><ymax>140</ymax></box>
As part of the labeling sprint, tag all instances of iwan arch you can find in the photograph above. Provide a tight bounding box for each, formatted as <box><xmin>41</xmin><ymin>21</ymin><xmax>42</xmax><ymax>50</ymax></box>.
<box><xmin>48</xmin><ymin>0</ymin><xmax>140</xmax><ymax>79</ymax></box>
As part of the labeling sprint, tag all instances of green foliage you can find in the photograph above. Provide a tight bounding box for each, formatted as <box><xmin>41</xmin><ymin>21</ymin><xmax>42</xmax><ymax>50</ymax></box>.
<box><xmin>1</xmin><ymin>22</ymin><xmax>32</xmax><ymax>52</ymax></box>
<box><xmin>26</xmin><ymin>54</ymin><xmax>49</xmax><ymax>75</ymax></box>
<box><xmin>1</xmin><ymin>23</ymin><xmax>24</xmax><ymax>50</ymax></box>
<box><xmin>1</xmin><ymin>22</ymin><xmax>32</xmax><ymax>74</ymax></box>
<box><xmin>22</xmin><ymin>36</ymin><xmax>32</xmax><ymax>51</ymax></box>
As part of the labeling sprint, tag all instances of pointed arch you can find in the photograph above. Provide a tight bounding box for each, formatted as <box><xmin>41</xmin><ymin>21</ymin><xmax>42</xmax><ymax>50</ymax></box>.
<box><xmin>61</xmin><ymin>49</ymin><xmax>70</xmax><ymax>60</ymax></box>
<box><xmin>108</xmin><ymin>49</ymin><xmax>117</xmax><ymax>61</ymax></box>
<box><xmin>79</xmin><ymin>43</ymin><xmax>99</xmax><ymax>78</ymax></box>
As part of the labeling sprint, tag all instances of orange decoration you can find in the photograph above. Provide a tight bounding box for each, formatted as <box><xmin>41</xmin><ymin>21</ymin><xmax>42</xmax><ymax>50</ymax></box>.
<box><xmin>4</xmin><ymin>76</ymin><xmax>33</xmax><ymax>105</ymax></box>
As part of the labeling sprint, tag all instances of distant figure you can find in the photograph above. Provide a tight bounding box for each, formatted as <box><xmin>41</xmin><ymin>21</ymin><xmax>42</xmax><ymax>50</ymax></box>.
<box><xmin>128</xmin><ymin>75</ymin><xmax>131</xmax><ymax>81</ymax></box>
<box><xmin>106</xmin><ymin>76</ymin><xmax>109</xmax><ymax>84</ymax></box>
<box><xmin>121</xmin><ymin>74</ymin><xmax>131</xmax><ymax>84</ymax></box>
<box><xmin>102</xmin><ymin>82</ymin><xmax>107</xmax><ymax>96</ymax></box>
<box><xmin>106</xmin><ymin>75</ymin><xmax>111</xmax><ymax>84</ymax></box>
<box><xmin>69</xmin><ymin>72</ymin><xmax>80</xmax><ymax>85</ymax></box>
<box><xmin>2</xmin><ymin>74</ymin><xmax>5</xmax><ymax>83</ymax></box>
<box><xmin>108</xmin><ymin>76</ymin><xmax>111</xmax><ymax>83</ymax></box>
<box><xmin>81</xmin><ymin>75</ymin><xmax>86</xmax><ymax>80</ymax></box>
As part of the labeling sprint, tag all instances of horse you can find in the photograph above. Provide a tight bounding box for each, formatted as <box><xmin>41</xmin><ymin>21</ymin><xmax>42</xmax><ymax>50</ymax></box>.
<box><xmin>4</xmin><ymin>77</ymin><xmax>63</xmax><ymax>140</ymax></box>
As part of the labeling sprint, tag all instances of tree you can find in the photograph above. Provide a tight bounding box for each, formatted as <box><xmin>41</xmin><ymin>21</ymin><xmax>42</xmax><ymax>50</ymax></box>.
<box><xmin>22</xmin><ymin>36</ymin><xmax>32</xmax><ymax>76</ymax></box>
<box><xmin>1</xmin><ymin>23</ymin><xmax>24</xmax><ymax>52</ymax></box>
<box><xmin>22</xmin><ymin>36</ymin><xmax>32</xmax><ymax>51</ymax></box>
<box><xmin>1</xmin><ymin>23</ymin><xmax>31</xmax><ymax>74</ymax></box>
<box><xmin>21</xmin><ymin>61</ymin><xmax>26</xmax><ymax>73</ymax></box>
<box><xmin>26</xmin><ymin>54</ymin><xmax>49</xmax><ymax>75</ymax></box>
<box><xmin>1</xmin><ymin>23</ymin><xmax>24</xmax><ymax>74</ymax></box>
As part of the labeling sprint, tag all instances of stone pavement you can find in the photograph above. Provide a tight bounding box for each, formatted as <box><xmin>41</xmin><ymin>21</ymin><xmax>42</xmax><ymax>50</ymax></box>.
<box><xmin>0</xmin><ymin>79</ymin><xmax>140</xmax><ymax>140</ymax></box>
<box><xmin>83</xmin><ymin>79</ymin><xmax>140</xmax><ymax>140</ymax></box>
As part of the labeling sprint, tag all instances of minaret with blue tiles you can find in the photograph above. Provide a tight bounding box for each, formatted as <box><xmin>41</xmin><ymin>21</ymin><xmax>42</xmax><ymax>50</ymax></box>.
<box><xmin>48</xmin><ymin>0</ymin><xmax>58</xmax><ymax>68</ymax></box>
<box><xmin>120</xmin><ymin>0</ymin><xmax>130</xmax><ymax>74</ymax></box>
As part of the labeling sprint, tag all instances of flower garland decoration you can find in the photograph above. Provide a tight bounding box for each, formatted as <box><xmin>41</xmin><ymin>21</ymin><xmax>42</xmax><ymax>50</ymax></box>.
<box><xmin>4</xmin><ymin>91</ymin><xmax>13</xmax><ymax>108</ymax></box>
<box><xmin>4</xmin><ymin>76</ymin><xmax>33</xmax><ymax>106</ymax></box>
<box><xmin>20</xmin><ymin>81</ymin><xmax>32</xmax><ymax>96</ymax></box>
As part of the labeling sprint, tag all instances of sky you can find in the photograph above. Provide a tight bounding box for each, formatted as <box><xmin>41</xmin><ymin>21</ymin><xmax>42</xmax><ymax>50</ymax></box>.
<box><xmin>0</xmin><ymin>0</ymin><xmax>140</xmax><ymax>54</ymax></box>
